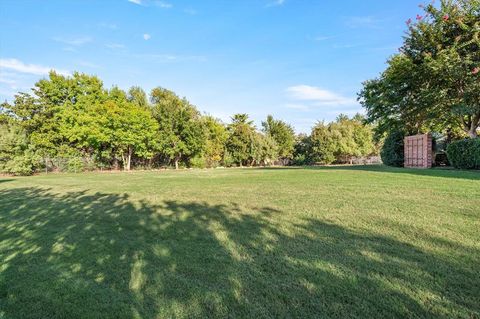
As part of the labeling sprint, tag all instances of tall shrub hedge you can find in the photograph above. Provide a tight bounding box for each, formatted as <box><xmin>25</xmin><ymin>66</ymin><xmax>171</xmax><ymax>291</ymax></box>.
<box><xmin>380</xmin><ymin>130</ymin><xmax>404</xmax><ymax>167</ymax></box>
<box><xmin>446</xmin><ymin>138</ymin><xmax>480</xmax><ymax>169</ymax></box>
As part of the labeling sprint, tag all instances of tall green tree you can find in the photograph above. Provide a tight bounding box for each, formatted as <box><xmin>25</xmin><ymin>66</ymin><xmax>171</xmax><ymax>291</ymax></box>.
<box><xmin>359</xmin><ymin>0</ymin><xmax>480</xmax><ymax>137</ymax></box>
<box><xmin>200</xmin><ymin>116</ymin><xmax>228</xmax><ymax>167</ymax></box>
<box><xmin>150</xmin><ymin>87</ymin><xmax>204</xmax><ymax>169</ymax></box>
<box><xmin>251</xmin><ymin>132</ymin><xmax>278</xmax><ymax>166</ymax></box>
<box><xmin>128</xmin><ymin>86</ymin><xmax>148</xmax><ymax>108</ymax></box>
<box><xmin>262</xmin><ymin>115</ymin><xmax>295</xmax><ymax>163</ymax></box>
<box><xmin>8</xmin><ymin>72</ymin><xmax>107</xmax><ymax>159</ymax></box>
<box><xmin>226</xmin><ymin>114</ymin><xmax>256</xmax><ymax>166</ymax></box>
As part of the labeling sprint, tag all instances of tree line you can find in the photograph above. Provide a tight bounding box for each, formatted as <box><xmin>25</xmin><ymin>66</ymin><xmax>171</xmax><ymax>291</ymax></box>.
<box><xmin>0</xmin><ymin>72</ymin><xmax>378</xmax><ymax>175</ymax></box>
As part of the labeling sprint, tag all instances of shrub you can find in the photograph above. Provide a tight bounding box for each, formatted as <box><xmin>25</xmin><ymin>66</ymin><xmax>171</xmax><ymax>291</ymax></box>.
<box><xmin>67</xmin><ymin>157</ymin><xmax>84</xmax><ymax>173</ymax></box>
<box><xmin>1</xmin><ymin>154</ymin><xmax>37</xmax><ymax>176</ymax></box>
<box><xmin>189</xmin><ymin>156</ymin><xmax>207</xmax><ymax>169</ymax></box>
<box><xmin>446</xmin><ymin>138</ymin><xmax>480</xmax><ymax>169</ymax></box>
<box><xmin>380</xmin><ymin>130</ymin><xmax>404</xmax><ymax>167</ymax></box>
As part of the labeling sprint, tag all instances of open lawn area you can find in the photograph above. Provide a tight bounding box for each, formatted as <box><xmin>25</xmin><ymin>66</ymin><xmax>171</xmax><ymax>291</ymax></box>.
<box><xmin>0</xmin><ymin>166</ymin><xmax>479</xmax><ymax>318</ymax></box>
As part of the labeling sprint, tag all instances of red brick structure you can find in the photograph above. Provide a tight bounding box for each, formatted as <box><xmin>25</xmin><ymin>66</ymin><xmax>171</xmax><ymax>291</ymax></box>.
<box><xmin>404</xmin><ymin>134</ymin><xmax>433</xmax><ymax>169</ymax></box>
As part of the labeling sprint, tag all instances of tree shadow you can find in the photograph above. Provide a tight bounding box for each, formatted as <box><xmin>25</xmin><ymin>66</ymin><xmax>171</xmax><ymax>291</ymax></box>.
<box><xmin>0</xmin><ymin>179</ymin><xmax>14</xmax><ymax>184</ymax></box>
<box><xmin>0</xmin><ymin>188</ymin><xmax>478</xmax><ymax>318</ymax></box>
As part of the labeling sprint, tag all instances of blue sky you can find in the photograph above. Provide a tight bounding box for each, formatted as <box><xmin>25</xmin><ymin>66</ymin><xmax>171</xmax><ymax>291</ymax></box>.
<box><xmin>1</xmin><ymin>0</ymin><xmax>423</xmax><ymax>132</ymax></box>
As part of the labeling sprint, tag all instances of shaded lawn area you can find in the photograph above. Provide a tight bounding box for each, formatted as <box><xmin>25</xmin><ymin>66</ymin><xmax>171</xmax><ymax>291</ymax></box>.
<box><xmin>0</xmin><ymin>166</ymin><xmax>479</xmax><ymax>318</ymax></box>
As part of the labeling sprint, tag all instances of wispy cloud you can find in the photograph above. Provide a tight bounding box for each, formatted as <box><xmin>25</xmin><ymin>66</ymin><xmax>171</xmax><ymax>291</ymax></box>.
<box><xmin>134</xmin><ymin>53</ymin><xmax>207</xmax><ymax>63</ymax></box>
<box><xmin>53</xmin><ymin>36</ymin><xmax>92</xmax><ymax>46</ymax></box>
<box><xmin>143</xmin><ymin>33</ymin><xmax>151</xmax><ymax>40</ymax></box>
<box><xmin>286</xmin><ymin>85</ymin><xmax>356</xmax><ymax>106</ymax></box>
<box><xmin>266</xmin><ymin>0</ymin><xmax>285</xmax><ymax>7</ymax></box>
<box><xmin>0</xmin><ymin>58</ymin><xmax>69</xmax><ymax>76</ymax></box>
<box><xmin>154</xmin><ymin>1</ymin><xmax>172</xmax><ymax>8</ymax></box>
<box><xmin>128</xmin><ymin>0</ymin><xmax>172</xmax><ymax>8</ymax></box>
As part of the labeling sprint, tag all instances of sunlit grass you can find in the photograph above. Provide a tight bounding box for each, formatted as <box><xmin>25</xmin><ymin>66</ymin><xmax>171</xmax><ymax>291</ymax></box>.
<box><xmin>1</xmin><ymin>166</ymin><xmax>479</xmax><ymax>318</ymax></box>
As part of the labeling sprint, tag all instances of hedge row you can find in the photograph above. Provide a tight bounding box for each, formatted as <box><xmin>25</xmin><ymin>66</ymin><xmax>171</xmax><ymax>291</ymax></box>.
<box><xmin>446</xmin><ymin>138</ymin><xmax>480</xmax><ymax>169</ymax></box>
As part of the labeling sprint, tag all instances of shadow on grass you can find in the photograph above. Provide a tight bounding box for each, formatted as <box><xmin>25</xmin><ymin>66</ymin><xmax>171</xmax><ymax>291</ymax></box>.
<box><xmin>262</xmin><ymin>165</ymin><xmax>480</xmax><ymax>181</ymax></box>
<box><xmin>0</xmin><ymin>179</ymin><xmax>14</xmax><ymax>184</ymax></box>
<box><xmin>0</xmin><ymin>188</ymin><xmax>478</xmax><ymax>318</ymax></box>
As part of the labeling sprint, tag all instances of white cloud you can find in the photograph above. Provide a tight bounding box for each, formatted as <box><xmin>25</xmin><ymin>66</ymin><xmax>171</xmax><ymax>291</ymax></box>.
<box><xmin>155</xmin><ymin>1</ymin><xmax>172</xmax><ymax>8</ymax></box>
<box><xmin>134</xmin><ymin>53</ymin><xmax>207</xmax><ymax>63</ymax></box>
<box><xmin>286</xmin><ymin>85</ymin><xmax>356</xmax><ymax>106</ymax></box>
<box><xmin>266</xmin><ymin>0</ymin><xmax>285</xmax><ymax>7</ymax></box>
<box><xmin>0</xmin><ymin>58</ymin><xmax>69</xmax><ymax>76</ymax></box>
<box><xmin>53</xmin><ymin>36</ymin><xmax>92</xmax><ymax>46</ymax></box>
<box><xmin>128</xmin><ymin>0</ymin><xmax>171</xmax><ymax>8</ymax></box>
<box><xmin>0</xmin><ymin>77</ymin><xmax>17</xmax><ymax>86</ymax></box>
<box><xmin>143</xmin><ymin>33</ymin><xmax>151</xmax><ymax>40</ymax></box>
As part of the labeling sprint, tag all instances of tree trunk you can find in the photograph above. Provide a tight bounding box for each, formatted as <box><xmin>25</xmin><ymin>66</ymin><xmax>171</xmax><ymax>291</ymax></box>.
<box><xmin>468</xmin><ymin>130</ymin><xmax>478</xmax><ymax>138</ymax></box>
<box><xmin>113</xmin><ymin>157</ymin><xmax>120</xmax><ymax>170</ymax></box>
<box><xmin>467</xmin><ymin>127</ymin><xmax>478</xmax><ymax>138</ymax></box>
<box><xmin>465</xmin><ymin>114</ymin><xmax>479</xmax><ymax>138</ymax></box>
<box><xmin>126</xmin><ymin>147</ymin><xmax>132</xmax><ymax>171</ymax></box>
<box><xmin>174</xmin><ymin>158</ymin><xmax>179</xmax><ymax>170</ymax></box>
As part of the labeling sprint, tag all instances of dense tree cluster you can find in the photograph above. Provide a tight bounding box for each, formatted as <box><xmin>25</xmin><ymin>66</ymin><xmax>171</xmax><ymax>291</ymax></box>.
<box><xmin>0</xmin><ymin>72</ymin><xmax>379</xmax><ymax>175</ymax></box>
<box><xmin>359</xmin><ymin>0</ymin><xmax>479</xmax><ymax>168</ymax></box>
<box><xmin>360</xmin><ymin>0</ymin><xmax>479</xmax><ymax>139</ymax></box>
<box><xmin>293</xmin><ymin>115</ymin><xmax>377</xmax><ymax>165</ymax></box>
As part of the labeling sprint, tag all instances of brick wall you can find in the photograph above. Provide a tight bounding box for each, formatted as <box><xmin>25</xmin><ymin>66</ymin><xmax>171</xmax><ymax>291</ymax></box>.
<box><xmin>404</xmin><ymin>134</ymin><xmax>432</xmax><ymax>169</ymax></box>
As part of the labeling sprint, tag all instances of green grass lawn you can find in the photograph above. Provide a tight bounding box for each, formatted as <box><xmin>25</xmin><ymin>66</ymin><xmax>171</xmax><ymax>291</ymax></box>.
<box><xmin>0</xmin><ymin>166</ymin><xmax>479</xmax><ymax>319</ymax></box>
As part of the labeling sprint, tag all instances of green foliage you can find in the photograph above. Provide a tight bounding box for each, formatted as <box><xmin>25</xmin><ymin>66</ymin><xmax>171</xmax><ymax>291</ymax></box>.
<box><xmin>200</xmin><ymin>116</ymin><xmax>228</xmax><ymax>167</ymax></box>
<box><xmin>251</xmin><ymin>132</ymin><xmax>278</xmax><ymax>166</ymax></box>
<box><xmin>128</xmin><ymin>86</ymin><xmax>148</xmax><ymax>108</ymax></box>
<box><xmin>446</xmin><ymin>138</ymin><xmax>480</xmax><ymax>169</ymax></box>
<box><xmin>309</xmin><ymin>115</ymin><xmax>376</xmax><ymax>164</ymax></box>
<box><xmin>226</xmin><ymin>114</ymin><xmax>256</xmax><ymax>166</ymax></box>
<box><xmin>0</xmin><ymin>122</ymin><xmax>39</xmax><ymax>175</ymax></box>
<box><xmin>380</xmin><ymin>130</ymin><xmax>405</xmax><ymax>167</ymax></box>
<box><xmin>189</xmin><ymin>155</ymin><xmax>207</xmax><ymax>169</ymax></box>
<box><xmin>67</xmin><ymin>157</ymin><xmax>84</xmax><ymax>173</ymax></box>
<box><xmin>292</xmin><ymin>134</ymin><xmax>313</xmax><ymax>165</ymax></box>
<box><xmin>151</xmin><ymin>87</ymin><xmax>204</xmax><ymax>169</ymax></box>
<box><xmin>360</xmin><ymin>0</ymin><xmax>480</xmax><ymax>138</ymax></box>
<box><xmin>1</xmin><ymin>71</ymin><xmax>378</xmax><ymax>172</ymax></box>
<box><xmin>262</xmin><ymin>115</ymin><xmax>295</xmax><ymax>161</ymax></box>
